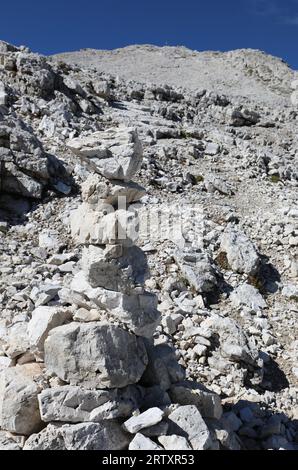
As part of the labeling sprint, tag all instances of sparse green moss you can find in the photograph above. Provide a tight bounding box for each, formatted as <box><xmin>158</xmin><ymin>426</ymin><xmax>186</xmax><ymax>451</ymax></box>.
<box><xmin>195</xmin><ymin>174</ymin><xmax>204</xmax><ymax>183</ymax></box>
<box><xmin>270</xmin><ymin>174</ymin><xmax>281</xmax><ymax>183</ymax></box>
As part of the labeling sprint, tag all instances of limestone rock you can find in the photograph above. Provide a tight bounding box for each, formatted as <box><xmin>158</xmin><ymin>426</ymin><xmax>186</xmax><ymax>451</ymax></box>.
<box><xmin>67</xmin><ymin>126</ymin><xmax>143</xmax><ymax>181</ymax></box>
<box><xmin>38</xmin><ymin>385</ymin><xmax>139</xmax><ymax>423</ymax></box>
<box><xmin>169</xmin><ymin>382</ymin><xmax>223</xmax><ymax>420</ymax></box>
<box><xmin>44</xmin><ymin>322</ymin><xmax>148</xmax><ymax>388</ymax></box>
<box><xmin>27</xmin><ymin>306</ymin><xmax>72</xmax><ymax>361</ymax></box>
<box><xmin>158</xmin><ymin>434</ymin><xmax>192</xmax><ymax>450</ymax></box>
<box><xmin>0</xmin><ymin>364</ymin><xmax>43</xmax><ymax>435</ymax></box>
<box><xmin>0</xmin><ymin>431</ymin><xmax>22</xmax><ymax>450</ymax></box>
<box><xmin>129</xmin><ymin>433</ymin><xmax>163</xmax><ymax>450</ymax></box>
<box><xmin>230</xmin><ymin>283</ymin><xmax>266</xmax><ymax>311</ymax></box>
<box><xmin>81</xmin><ymin>173</ymin><xmax>145</xmax><ymax>206</ymax></box>
<box><xmin>71</xmin><ymin>272</ymin><xmax>160</xmax><ymax>337</ymax></box>
<box><xmin>168</xmin><ymin>405</ymin><xmax>213</xmax><ymax>450</ymax></box>
<box><xmin>24</xmin><ymin>422</ymin><xmax>130</xmax><ymax>450</ymax></box>
<box><xmin>141</xmin><ymin>342</ymin><xmax>185</xmax><ymax>390</ymax></box>
<box><xmin>123</xmin><ymin>407</ymin><xmax>164</xmax><ymax>433</ymax></box>
<box><xmin>173</xmin><ymin>249</ymin><xmax>218</xmax><ymax>293</ymax></box>
<box><xmin>81</xmin><ymin>244</ymin><xmax>149</xmax><ymax>292</ymax></box>
<box><xmin>201</xmin><ymin>315</ymin><xmax>259</xmax><ymax>367</ymax></box>
<box><xmin>70</xmin><ymin>205</ymin><xmax>139</xmax><ymax>246</ymax></box>
<box><xmin>220</xmin><ymin>226</ymin><xmax>260</xmax><ymax>275</ymax></box>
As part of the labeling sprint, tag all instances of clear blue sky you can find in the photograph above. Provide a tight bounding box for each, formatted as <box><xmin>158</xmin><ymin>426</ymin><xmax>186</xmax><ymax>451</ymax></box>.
<box><xmin>1</xmin><ymin>0</ymin><xmax>298</xmax><ymax>69</ymax></box>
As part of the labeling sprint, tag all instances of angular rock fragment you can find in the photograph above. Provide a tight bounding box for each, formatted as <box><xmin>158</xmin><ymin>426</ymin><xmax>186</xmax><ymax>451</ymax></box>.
<box><xmin>201</xmin><ymin>315</ymin><xmax>259</xmax><ymax>367</ymax></box>
<box><xmin>81</xmin><ymin>173</ymin><xmax>145</xmax><ymax>206</ymax></box>
<box><xmin>230</xmin><ymin>283</ymin><xmax>266</xmax><ymax>311</ymax></box>
<box><xmin>169</xmin><ymin>382</ymin><xmax>223</xmax><ymax>420</ymax></box>
<box><xmin>38</xmin><ymin>385</ymin><xmax>140</xmax><ymax>423</ymax></box>
<box><xmin>227</xmin><ymin>107</ymin><xmax>260</xmax><ymax>126</ymax></box>
<box><xmin>44</xmin><ymin>322</ymin><xmax>148</xmax><ymax>388</ymax></box>
<box><xmin>27</xmin><ymin>306</ymin><xmax>72</xmax><ymax>361</ymax></box>
<box><xmin>158</xmin><ymin>434</ymin><xmax>192</xmax><ymax>450</ymax></box>
<box><xmin>141</xmin><ymin>342</ymin><xmax>185</xmax><ymax>390</ymax></box>
<box><xmin>81</xmin><ymin>244</ymin><xmax>149</xmax><ymax>292</ymax></box>
<box><xmin>123</xmin><ymin>407</ymin><xmax>164</xmax><ymax>433</ymax></box>
<box><xmin>0</xmin><ymin>364</ymin><xmax>43</xmax><ymax>435</ymax></box>
<box><xmin>70</xmin><ymin>205</ymin><xmax>139</xmax><ymax>246</ymax></box>
<box><xmin>168</xmin><ymin>405</ymin><xmax>213</xmax><ymax>450</ymax></box>
<box><xmin>173</xmin><ymin>249</ymin><xmax>218</xmax><ymax>293</ymax></box>
<box><xmin>67</xmin><ymin>126</ymin><xmax>143</xmax><ymax>181</ymax></box>
<box><xmin>0</xmin><ymin>431</ymin><xmax>22</xmax><ymax>450</ymax></box>
<box><xmin>220</xmin><ymin>226</ymin><xmax>260</xmax><ymax>275</ymax></box>
<box><xmin>129</xmin><ymin>433</ymin><xmax>163</xmax><ymax>450</ymax></box>
<box><xmin>71</xmin><ymin>272</ymin><xmax>160</xmax><ymax>337</ymax></box>
<box><xmin>24</xmin><ymin>422</ymin><xmax>129</xmax><ymax>450</ymax></box>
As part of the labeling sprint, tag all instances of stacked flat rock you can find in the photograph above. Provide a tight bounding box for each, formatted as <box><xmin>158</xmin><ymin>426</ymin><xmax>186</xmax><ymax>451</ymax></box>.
<box><xmin>44</xmin><ymin>126</ymin><xmax>160</xmax><ymax>391</ymax></box>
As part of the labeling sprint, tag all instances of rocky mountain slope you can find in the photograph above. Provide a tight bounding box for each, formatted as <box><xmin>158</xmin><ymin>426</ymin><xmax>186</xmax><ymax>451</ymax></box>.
<box><xmin>0</xmin><ymin>40</ymin><xmax>297</xmax><ymax>450</ymax></box>
<box><xmin>54</xmin><ymin>44</ymin><xmax>296</xmax><ymax>106</ymax></box>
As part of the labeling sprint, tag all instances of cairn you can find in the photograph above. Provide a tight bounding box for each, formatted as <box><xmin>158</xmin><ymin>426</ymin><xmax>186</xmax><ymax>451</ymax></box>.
<box><xmin>44</xmin><ymin>126</ymin><xmax>161</xmax><ymax>390</ymax></box>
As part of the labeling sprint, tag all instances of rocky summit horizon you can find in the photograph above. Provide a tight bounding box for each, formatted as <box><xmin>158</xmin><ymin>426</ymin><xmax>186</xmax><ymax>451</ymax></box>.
<box><xmin>0</xmin><ymin>39</ymin><xmax>297</xmax><ymax>451</ymax></box>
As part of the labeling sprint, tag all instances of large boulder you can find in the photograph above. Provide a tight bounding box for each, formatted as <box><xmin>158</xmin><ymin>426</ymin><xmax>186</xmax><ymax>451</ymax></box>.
<box><xmin>23</xmin><ymin>422</ymin><xmax>130</xmax><ymax>450</ymax></box>
<box><xmin>44</xmin><ymin>322</ymin><xmax>148</xmax><ymax>388</ymax></box>
<box><xmin>67</xmin><ymin>126</ymin><xmax>143</xmax><ymax>181</ymax></box>
<box><xmin>0</xmin><ymin>364</ymin><xmax>43</xmax><ymax>435</ymax></box>
<box><xmin>0</xmin><ymin>123</ymin><xmax>71</xmax><ymax>201</ymax></box>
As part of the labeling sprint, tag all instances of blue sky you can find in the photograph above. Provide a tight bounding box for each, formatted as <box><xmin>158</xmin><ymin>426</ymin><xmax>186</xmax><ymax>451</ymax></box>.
<box><xmin>1</xmin><ymin>0</ymin><xmax>298</xmax><ymax>69</ymax></box>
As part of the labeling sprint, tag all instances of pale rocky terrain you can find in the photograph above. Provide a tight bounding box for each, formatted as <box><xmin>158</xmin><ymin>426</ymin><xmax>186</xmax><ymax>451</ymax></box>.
<box><xmin>0</xmin><ymin>40</ymin><xmax>297</xmax><ymax>450</ymax></box>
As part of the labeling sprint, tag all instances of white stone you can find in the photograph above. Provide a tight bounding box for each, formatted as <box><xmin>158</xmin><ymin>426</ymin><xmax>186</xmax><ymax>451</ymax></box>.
<box><xmin>67</xmin><ymin>126</ymin><xmax>143</xmax><ymax>181</ymax></box>
<box><xmin>158</xmin><ymin>434</ymin><xmax>192</xmax><ymax>450</ymax></box>
<box><xmin>129</xmin><ymin>433</ymin><xmax>163</xmax><ymax>450</ymax></box>
<box><xmin>123</xmin><ymin>407</ymin><xmax>164</xmax><ymax>433</ymax></box>
<box><xmin>24</xmin><ymin>422</ymin><xmax>129</xmax><ymax>450</ymax></box>
<box><xmin>27</xmin><ymin>306</ymin><xmax>71</xmax><ymax>361</ymax></box>
<box><xmin>71</xmin><ymin>272</ymin><xmax>160</xmax><ymax>337</ymax></box>
<box><xmin>0</xmin><ymin>364</ymin><xmax>43</xmax><ymax>435</ymax></box>
<box><xmin>173</xmin><ymin>249</ymin><xmax>217</xmax><ymax>293</ymax></box>
<box><xmin>230</xmin><ymin>283</ymin><xmax>266</xmax><ymax>311</ymax></box>
<box><xmin>38</xmin><ymin>230</ymin><xmax>60</xmax><ymax>249</ymax></box>
<box><xmin>38</xmin><ymin>385</ymin><xmax>138</xmax><ymax>423</ymax></box>
<box><xmin>70</xmin><ymin>205</ymin><xmax>139</xmax><ymax>246</ymax></box>
<box><xmin>81</xmin><ymin>173</ymin><xmax>145</xmax><ymax>205</ymax></box>
<box><xmin>168</xmin><ymin>405</ymin><xmax>213</xmax><ymax>450</ymax></box>
<box><xmin>220</xmin><ymin>226</ymin><xmax>260</xmax><ymax>275</ymax></box>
